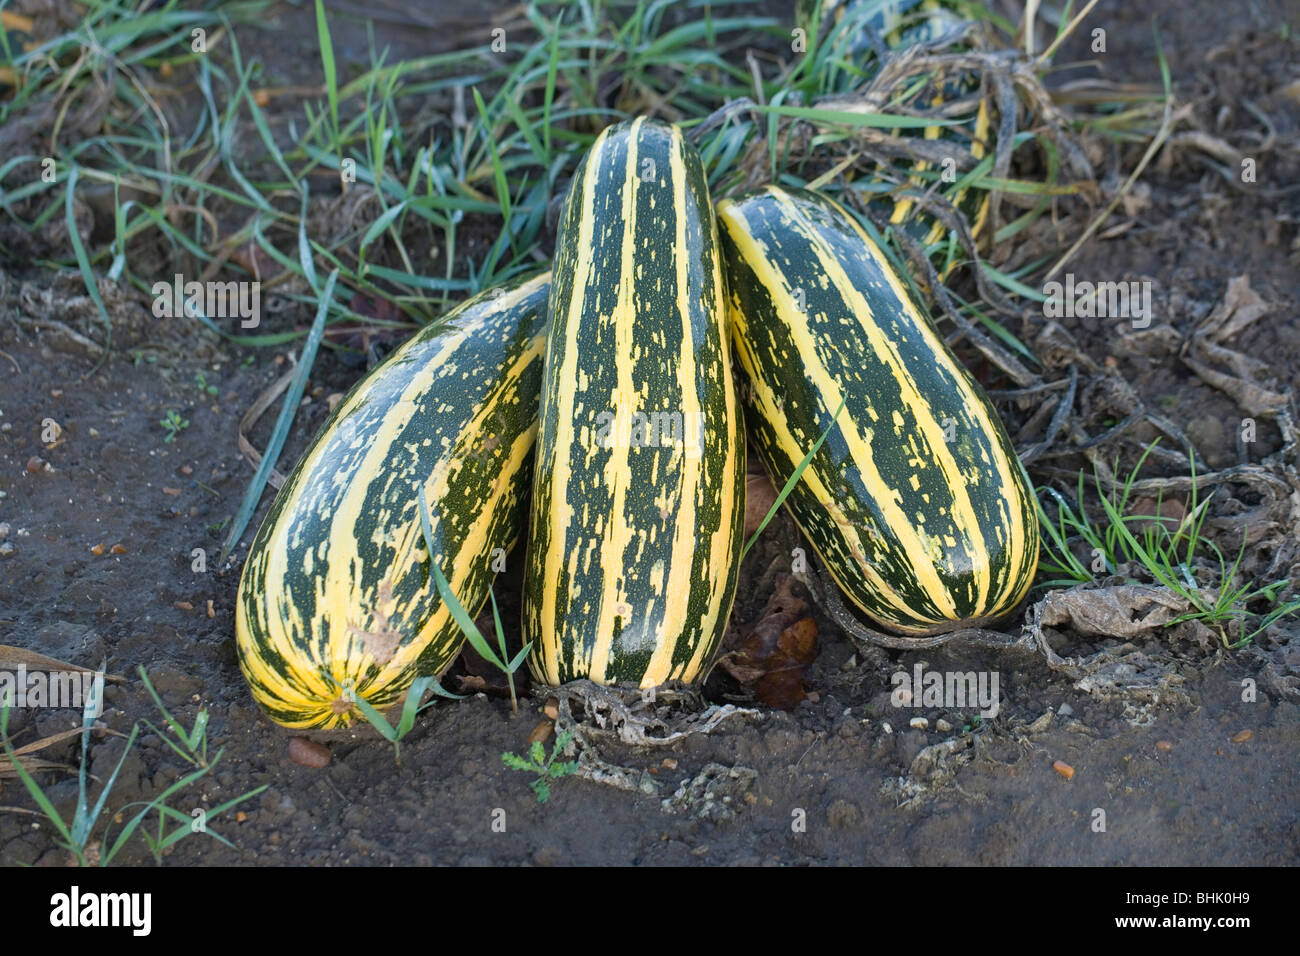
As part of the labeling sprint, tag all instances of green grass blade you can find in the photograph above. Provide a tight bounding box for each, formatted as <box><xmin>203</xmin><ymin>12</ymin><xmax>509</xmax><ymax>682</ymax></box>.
<box><xmin>315</xmin><ymin>0</ymin><xmax>339</xmax><ymax>147</ymax></box>
<box><xmin>64</xmin><ymin>166</ymin><xmax>113</xmax><ymax>373</ymax></box>
<box><xmin>416</xmin><ymin>485</ymin><xmax>505</xmax><ymax>670</ymax></box>
<box><xmin>219</xmin><ymin>269</ymin><xmax>338</xmax><ymax>564</ymax></box>
<box><xmin>742</xmin><ymin>396</ymin><xmax>845</xmax><ymax>559</ymax></box>
<box><xmin>1</xmin><ymin>706</ymin><xmax>76</xmax><ymax>847</ymax></box>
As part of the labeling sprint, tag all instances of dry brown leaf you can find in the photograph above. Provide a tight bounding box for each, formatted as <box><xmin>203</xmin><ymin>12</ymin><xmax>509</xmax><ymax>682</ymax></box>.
<box><xmin>237</xmin><ymin>365</ymin><xmax>295</xmax><ymax>490</ymax></box>
<box><xmin>1201</xmin><ymin>274</ymin><xmax>1272</xmax><ymax>344</ymax></box>
<box><xmin>719</xmin><ymin>575</ymin><xmax>819</xmax><ymax>709</ymax></box>
<box><xmin>0</xmin><ymin>756</ymin><xmax>73</xmax><ymax>778</ymax></box>
<box><xmin>1038</xmin><ymin>585</ymin><xmax>1188</xmax><ymax>639</ymax></box>
<box><xmin>0</xmin><ymin>644</ymin><xmax>122</xmax><ymax>682</ymax></box>
<box><xmin>9</xmin><ymin>726</ymin><xmax>90</xmax><ymax>757</ymax></box>
<box><xmin>744</xmin><ymin>453</ymin><xmax>778</xmax><ymax>539</ymax></box>
<box><xmin>456</xmin><ymin>674</ymin><xmax>490</xmax><ymax>694</ymax></box>
<box><xmin>1182</xmin><ymin>279</ymin><xmax>1288</xmax><ymax>417</ymax></box>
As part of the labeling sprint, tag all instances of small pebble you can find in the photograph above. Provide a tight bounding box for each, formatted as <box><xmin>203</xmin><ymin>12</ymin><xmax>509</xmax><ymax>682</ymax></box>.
<box><xmin>662</xmin><ymin>757</ymin><xmax>677</xmax><ymax>770</ymax></box>
<box><xmin>179</xmin><ymin>464</ymin><xmax>193</xmax><ymax>476</ymax></box>
<box><xmin>1053</xmin><ymin>760</ymin><xmax>1075</xmax><ymax>779</ymax></box>
<box><xmin>881</xmin><ymin>722</ymin><xmax>893</xmax><ymax>734</ymax></box>
<box><xmin>287</xmin><ymin>737</ymin><xmax>330</xmax><ymax>768</ymax></box>
<box><xmin>207</xmin><ymin>599</ymin><xmax>215</xmax><ymax>619</ymax></box>
<box><xmin>936</xmin><ymin>718</ymin><xmax>953</xmax><ymax>733</ymax></box>
<box><xmin>528</xmin><ymin>720</ymin><xmax>554</xmax><ymax>744</ymax></box>
<box><xmin>110</xmin><ymin>544</ymin><xmax>126</xmax><ymax>554</ymax></box>
<box><xmin>1231</xmin><ymin>729</ymin><xmax>1253</xmax><ymax>744</ymax></box>
<box><xmin>0</xmin><ymin>522</ymin><xmax>11</xmax><ymax>539</ymax></box>
<box><xmin>162</xmin><ymin>487</ymin><xmax>181</xmax><ymax>496</ymax></box>
<box><xmin>0</xmin><ymin>542</ymin><xmax>13</xmax><ymax>558</ymax></box>
<box><xmin>543</xmin><ymin>697</ymin><xmax>559</xmax><ymax>721</ymax></box>
<box><xmin>174</xmin><ymin>601</ymin><xmax>193</xmax><ymax>611</ymax></box>
<box><xmin>1058</xmin><ymin>703</ymin><xmax>1074</xmax><ymax>717</ymax></box>
<box><xmin>1156</xmin><ymin>740</ymin><xmax>1174</xmax><ymax>752</ymax></box>
<box><xmin>909</xmin><ymin>717</ymin><xmax>929</xmax><ymax>730</ymax></box>
<box><xmin>90</xmin><ymin>543</ymin><xmax>105</xmax><ymax>555</ymax></box>
<box><xmin>25</xmin><ymin>456</ymin><xmax>44</xmax><ymax>473</ymax></box>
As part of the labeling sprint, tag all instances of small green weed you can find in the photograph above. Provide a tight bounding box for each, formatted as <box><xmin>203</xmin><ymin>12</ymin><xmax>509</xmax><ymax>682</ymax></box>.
<box><xmin>194</xmin><ymin>372</ymin><xmax>219</xmax><ymax>396</ymax></box>
<box><xmin>502</xmin><ymin>730</ymin><xmax>578</xmax><ymax>804</ymax></box>
<box><xmin>159</xmin><ymin>410</ymin><xmax>189</xmax><ymax>442</ymax></box>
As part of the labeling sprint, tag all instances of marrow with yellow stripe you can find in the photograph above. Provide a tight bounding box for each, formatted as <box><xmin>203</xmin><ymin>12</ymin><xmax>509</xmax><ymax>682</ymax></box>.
<box><xmin>797</xmin><ymin>0</ymin><xmax>994</xmax><ymax>256</ymax></box>
<box><xmin>716</xmin><ymin>186</ymin><xmax>1037</xmax><ymax>635</ymax></box>
<box><xmin>880</xmin><ymin>94</ymin><xmax>992</xmax><ymax>253</ymax></box>
<box><xmin>236</xmin><ymin>272</ymin><xmax>551</xmax><ymax>729</ymax></box>
<box><xmin>524</xmin><ymin>117</ymin><xmax>744</xmax><ymax>687</ymax></box>
<box><xmin>797</xmin><ymin>0</ymin><xmax>973</xmax><ymax>53</ymax></box>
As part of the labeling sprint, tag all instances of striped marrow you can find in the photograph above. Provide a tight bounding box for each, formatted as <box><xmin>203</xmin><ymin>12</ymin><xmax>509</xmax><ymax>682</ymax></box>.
<box><xmin>797</xmin><ymin>0</ymin><xmax>972</xmax><ymax>54</ymax></box>
<box><xmin>236</xmin><ymin>272</ymin><xmax>550</xmax><ymax>729</ymax></box>
<box><xmin>797</xmin><ymin>0</ymin><xmax>993</xmax><ymax>254</ymax></box>
<box><xmin>524</xmin><ymin>117</ymin><xmax>744</xmax><ymax>687</ymax></box>
<box><xmin>883</xmin><ymin>95</ymin><xmax>992</xmax><ymax>251</ymax></box>
<box><xmin>716</xmin><ymin>186</ymin><xmax>1037</xmax><ymax>635</ymax></box>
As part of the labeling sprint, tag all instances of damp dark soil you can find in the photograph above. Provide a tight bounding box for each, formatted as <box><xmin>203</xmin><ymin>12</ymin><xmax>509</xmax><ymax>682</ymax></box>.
<box><xmin>1</xmin><ymin>0</ymin><xmax>1298</xmax><ymax>866</ymax></box>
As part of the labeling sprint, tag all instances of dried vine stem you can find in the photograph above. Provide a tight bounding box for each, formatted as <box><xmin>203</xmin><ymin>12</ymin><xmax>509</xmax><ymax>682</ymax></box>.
<box><xmin>796</xmin><ymin>561</ymin><xmax>1032</xmax><ymax>654</ymax></box>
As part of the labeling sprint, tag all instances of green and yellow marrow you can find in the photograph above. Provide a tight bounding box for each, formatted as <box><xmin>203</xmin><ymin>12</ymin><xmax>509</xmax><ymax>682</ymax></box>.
<box><xmin>716</xmin><ymin>186</ymin><xmax>1037</xmax><ymax>635</ymax></box>
<box><xmin>797</xmin><ymin>0</ymin><xmax>994</xmax><ymax>256</ymax></box>
<box><xmin>797</xmin><ymin>0</ymin><xmax>973</xmax><ymax>54</ymax></box>
<box><xmin>236</xmin><ymin>272</ymin><xmax>550</xmax><ymax>729</ymax></box>
<box><xmin>524</xmin><ymin>117</ymin><xmax>745</xmax><ymax>687</ymax></box>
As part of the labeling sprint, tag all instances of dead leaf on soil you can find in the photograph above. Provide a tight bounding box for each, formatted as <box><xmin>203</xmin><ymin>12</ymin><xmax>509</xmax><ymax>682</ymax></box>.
<box><xmin>718</xmin><ymin>574</ymin><xmax>818</xmax><ymax>709</ymax></box>
<box><xmin>0</xmin><ymin>644</ymin><xmax>122</xmax><ymax>682</ymax></box>
<box><xmin>1038</xmin><ymin>584</ymin><xmax>1189</xmax><ymax>639</ymax></box>
<box><xmin>228</xmin><ymin>241</ymin><xmax>281</xmax><ymax>283</ymax></box>
<box><xmin>0</xmin><ymin>756</ymin><xmax>74</xmax><ymax>778</ymax></box>
<box><xmin>1200</xmin><ymin>274</ymin><xmax>1272</xmax><ymax>344</ymax></box>
<box><xmin>236</xmin><ymin>365</ymin><xmax>295</xmax><ymax>490</ymax></box>
<box><xmin>1182</xmin><ymin>275</ymin><xmax>1289</xmax><ymax>417</ymax></box>
<box><xmin>454</xmin><ymin>612</ymin><xmax>526</xmax><ymax>698</ymax></box>
<box><xmin>551</xmin><ymin>681</ymin><xmax>755</xmax><ymax>748</ymax></box>
<box><xmin>348</xmin><ymin>291</ymin><xmax>405</xmax><ymax>324</ymax></box>
<box><xmin>1019</xmin><ymin>585</ymin><xmax>1203</xmax><ymax>704</ymax></box>
<box><xmin>0</xmin><ymin>722</ymin><xmax>121</xmax><ymax>778</ymax></box>
<box><xmin>744</xmin><ymin>454</ymin><xmax>778</xmax><ymax>539</ymax></box>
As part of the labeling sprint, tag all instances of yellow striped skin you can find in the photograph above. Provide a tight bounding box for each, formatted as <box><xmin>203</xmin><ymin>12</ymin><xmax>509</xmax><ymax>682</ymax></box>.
<box><xmin>797</xmin><ymin>0</ymin><xmax>972</xmax><ymax>53</ymax></box>
<box><xmin>717</xmin><ymin>187</ymin><xmax>1037</xmax><ymax>634</ymax></box>
<box><xmin>889</xmin><ymin>95</ymin><xmax>992</xmax><ymax>252</ymax></box>
<box><xmin>524</xmin><ymin>118</ymin><xmax>744</xmax><ymax>687</ymax></box>
<box><xmin>796</xmin><ymin>0</ymin><xmax>994</xmax><ymax>255</ymax></box>
<box><xmin>236</xmin><ymin>272</ymin><xmax>550</xmax><ymax>728</ymax></box>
